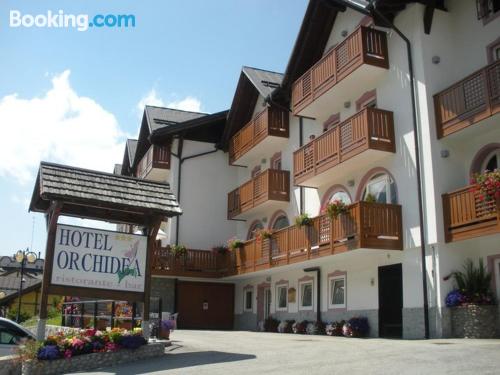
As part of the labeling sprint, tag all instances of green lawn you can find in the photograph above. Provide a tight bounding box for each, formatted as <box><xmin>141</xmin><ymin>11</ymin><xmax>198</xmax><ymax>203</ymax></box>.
<box><xmin>21</xmin><ymin>313</ymin><xmax>62</xmax><ymax>328</ymax></box>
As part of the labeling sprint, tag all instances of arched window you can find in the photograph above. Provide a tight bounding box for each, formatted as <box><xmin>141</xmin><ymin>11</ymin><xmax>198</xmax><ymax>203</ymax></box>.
<box><xmin>321</xmin><ymin>185</ymin><xmax>352</xmax><ymax>213</ymax></box>
<box><xmin>481</xmin><ymin>149</ymin><xmax>500</xmax><ymax>172</ymax></box>
<box><xmin>272</xmin><ymin>215</ymin><xmax>289</xmax><ymax>230</ymax></box>
<box><xmin>362</xmin><ymin>172</ymin><xmax>397</xmax><ymax>204</ymax></box>
<box><xmin>247</xmin><ymin>221</ymin><xmax>264</xmax><ymax>240</ymax></box>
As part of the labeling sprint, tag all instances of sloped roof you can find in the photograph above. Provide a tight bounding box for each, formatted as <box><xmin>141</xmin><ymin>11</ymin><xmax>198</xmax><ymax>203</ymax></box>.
<box><xmin>126</xmin><ymin>139</ymin><xmax>138</xmax><ymax>164</ymax></box>
<box><xmin>144</xmin><ymin>106</ymin><xmax>207</xmax><ymax>132</ymax></box>
<box><xmin>0</xmin><ymin>270</ymin><xmax>42</xmax><ymax>302</ymax></box>
<box><xmin>30</xmin><ymin>162</ymin><xmax>182</xmax><ymax>225</ymax></box>
<box><xmin>241</xmin><ymin>66</ymin><xmax>283</xmax><ymax>98</ymax></box>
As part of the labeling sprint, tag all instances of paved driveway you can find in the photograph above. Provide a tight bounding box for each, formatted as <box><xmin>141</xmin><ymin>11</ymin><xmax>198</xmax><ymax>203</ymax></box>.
<box><xmin>79</xmin><ymin>330</ymin><xmax>500</xmax><ymax>375</ymax></box>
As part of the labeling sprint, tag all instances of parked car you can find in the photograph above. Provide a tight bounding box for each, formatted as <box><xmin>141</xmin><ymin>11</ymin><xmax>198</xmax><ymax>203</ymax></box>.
<box><xmin>0</xmin><ymin>317</ymin><xmax>35</xmax><ymax>357</ymax></box>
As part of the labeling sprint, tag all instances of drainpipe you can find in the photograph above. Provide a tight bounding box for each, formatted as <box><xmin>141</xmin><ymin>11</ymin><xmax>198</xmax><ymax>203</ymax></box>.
<box><xmin>332</xmin><ymin>0</ymin><xmax>430</xmax><ymax>338</ymax></box>
<box><xmin>172</xmin><ymin>136</ymin><xmax>219</xmax><ymax>245</ymax></box>
<box><xmin>304</xmin><ymin>267</ymin><xmax>321</xmax><ymax>322</ymax></box>
<box><xmin>299</xmin><ymin>116</ymin><xmax>305</xmax><ymax>214</ymax></box>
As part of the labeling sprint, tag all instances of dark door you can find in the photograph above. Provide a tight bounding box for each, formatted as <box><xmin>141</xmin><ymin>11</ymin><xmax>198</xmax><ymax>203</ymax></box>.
<box><xmin>378</xmin><ymin>263</ymin><xmax>403</xmax><ymax>338</ymax></box>
<box><xmin>176</xmin><ymin>281</ymin><xmax>234</xmax><ymax>330</ymax></box>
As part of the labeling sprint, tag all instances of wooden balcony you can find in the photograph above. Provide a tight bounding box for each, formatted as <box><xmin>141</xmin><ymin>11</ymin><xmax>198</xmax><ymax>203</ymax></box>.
<box><xmin>151</xmin><ymin>247</ymin><xmax>234</xmax><ymax>278</ymax></box>
<box><xmin>442</xmin><ymin>185</ymin><xmax>500</xmax><ymax>242</ymax></box>
<box><xmin>229</xmin><ymin>106</ymin><xmax>289</xmax><ymax>165</ymax></box>
<box><xmin>228</xmin><ymin>169</ymin><xmax>290</xmax><ymax>220</ymax></box>
<box><xmin>292</xmin><ymin>26</ymin><xmax>389</xmax><ymax>120</ymax></box>
<box><xmin>136</xmin><ymin>144</ymin><xmax>170</xmax><ymax>181</ymax></box>
<box><xmin>434</xmin><ymin>60</ymin><xmax>500</xmax><ymax>138</ymax></box>
<box><xmin>293</xmin><ymin>107</ymin><xmax>395</xmax><ymax>187</ymax></box>
<box><xmin>234</xmin><ymin>202</ymin><xmax>403</xmax><ymax>275</ymax></box>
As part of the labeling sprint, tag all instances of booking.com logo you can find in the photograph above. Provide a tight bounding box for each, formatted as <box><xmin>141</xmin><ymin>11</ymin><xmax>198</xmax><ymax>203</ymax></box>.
<box><xmin>9</xmin><ymin>10</ymin><xmax>136</xmax><ymax>31</ymax></box>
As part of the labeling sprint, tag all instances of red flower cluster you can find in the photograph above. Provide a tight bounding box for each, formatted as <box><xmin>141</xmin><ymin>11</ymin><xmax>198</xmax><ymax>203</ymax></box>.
<box><xmin>471</xmin><ymin>170</ymin><xmax>500</xmax><ymax>202</ymax></box>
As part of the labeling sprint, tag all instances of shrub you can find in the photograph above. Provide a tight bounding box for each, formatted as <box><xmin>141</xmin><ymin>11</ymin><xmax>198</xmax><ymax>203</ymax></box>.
<box><xmin>211</xmin><ymin>245</ymin><xmax>229</xmax><ymax>255</ymax></box>
<box><xmin>227</xmin><ymin>238</ymin><xmax>244</xmax><ymax>250</ymax></box>
<box><xmin>277</xmin><ymin>320</ymin><xmax>295</xmax><ymax>333</ymax></box>
<box><xmin>364</xmin><ymin>193</ymin><xmax>377</xmax><ymax>203</ymax></box>
<box><xmin>256</xmin><ymin>229</ymin><xmax>273</xmax><ymax>241</ymax></box>
<box><xmin>448</xmin><ymin>258</ymin><xmax>494</xmax><ymax>305</ymax></box>
<box><xmin>343</xmin><ymin>317</ymin><xmax>370</xmax><ymax>338</ymax></box>
<box><xmin>170</xmin><ymin>244</ymin><xmax>187</xmax><ymax>257</ymax></box>
<box><xmin>295</xmin><ymin>213</ymin><xmax>312</xmax><ymax>228</ymax></box>
<box><xmin>325</xmin><ymin>320</ymin><xmax>345</xmax><ymax>336</ymax></box>
<box><xmin>7</xmin><ymin>309</ymin><xmax>31</xmax><ymax>323</ymax></box>
<box><xmin>292</xmin><ymin>320</ymin><xmax>308</xmax><ymax>334</ymax></box>
<box><xmin>263</xmin><ymin>316</ymin><xmax>280</xmax><ymax>332</ymax></box>
<box><xmin>306</xmin><ymin>321</ymin><xmax>325</xmax><ymax>335</ymax></box>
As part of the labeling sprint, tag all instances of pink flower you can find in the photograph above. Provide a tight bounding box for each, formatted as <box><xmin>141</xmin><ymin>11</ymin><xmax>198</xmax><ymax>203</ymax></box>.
<box><xmin>64</xmin><ymin>349</ymin><xmax>72</xmax><ymax>358</ymax></box>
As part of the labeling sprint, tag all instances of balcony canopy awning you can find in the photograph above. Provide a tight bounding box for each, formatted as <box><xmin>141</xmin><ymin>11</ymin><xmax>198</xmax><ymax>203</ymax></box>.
<box><xmin>29</xmin><ymin>161</ymin><xmax>182</xmax><ymax>226</ymax></box>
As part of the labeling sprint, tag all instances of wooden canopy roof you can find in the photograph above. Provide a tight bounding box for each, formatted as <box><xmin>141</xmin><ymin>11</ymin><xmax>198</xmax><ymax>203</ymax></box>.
<box><xmin>29</xmin><ymin>162</ymin><xmax>182</xmax><ymax>226</ymax></box>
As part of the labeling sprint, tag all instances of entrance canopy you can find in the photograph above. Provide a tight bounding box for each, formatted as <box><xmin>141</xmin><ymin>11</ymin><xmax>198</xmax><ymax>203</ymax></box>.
<box><xmin>29</xmin><ymin>162</ymin><xmax>182</xmax><ymax>225</ymax></box>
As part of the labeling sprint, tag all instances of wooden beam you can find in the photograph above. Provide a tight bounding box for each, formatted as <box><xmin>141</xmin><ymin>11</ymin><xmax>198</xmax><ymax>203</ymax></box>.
<box><xmin>142</xmin><ymin>216</ymin><xmax>162</xmax><ymax>322</ymax></box>
<box><xmin>424</xmin><ymin>3</ymin><xmax>435</xmax><ymax>34</ymax></box>
<box><xmin>39</xmin><ymin>201</ymin><xmax>62</xmax><ymax>320</ymax></box>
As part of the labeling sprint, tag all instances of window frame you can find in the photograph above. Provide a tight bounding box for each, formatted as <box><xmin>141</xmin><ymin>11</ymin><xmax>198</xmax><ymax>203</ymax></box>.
<box><xmin>244</xmin><ymin>289</ymin><xmax>253</xmax><ymax>312</ymax></box>
<box><xmin>276</xmin><ymin>285</ymin><xmax>288</xmax><ymax>311</ymax></box>
<box><xmin>362</xmin><ymin>173</ymin><xmax>397</xmax><ymax>204</ymax></box>
<box><xmin>328</xmin><ymin>275</ymin><xmax>347</xmax><ymax>309</ymax></box>
<box><xmin>299</xmin><ymin>280</ymin><xmax>314</xmax><ymax>311</ymax></box>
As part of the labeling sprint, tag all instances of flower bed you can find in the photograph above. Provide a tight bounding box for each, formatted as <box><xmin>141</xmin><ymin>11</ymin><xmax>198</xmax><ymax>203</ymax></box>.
<box><xmin>18</xmin><ymin>328</ymin><xmax>165</xmax><ymax>375</ymax></box>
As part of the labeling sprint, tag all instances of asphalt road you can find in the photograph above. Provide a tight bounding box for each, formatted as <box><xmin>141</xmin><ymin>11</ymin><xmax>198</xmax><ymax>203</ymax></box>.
<box><xmin>76</xmin><ymin>330</ymin><xmax>500</xmax><ymax>374</ymax></box>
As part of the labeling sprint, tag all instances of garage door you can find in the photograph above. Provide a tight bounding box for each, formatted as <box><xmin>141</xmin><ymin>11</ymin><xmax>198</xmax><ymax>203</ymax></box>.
<box><xmin>176</xmin><ymin>281</ymin><xmax>234</xmax><ymax>330</ymax></box>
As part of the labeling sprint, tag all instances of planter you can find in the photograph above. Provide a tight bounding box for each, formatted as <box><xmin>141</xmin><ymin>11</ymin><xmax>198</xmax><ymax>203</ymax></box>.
<box><xmin>22</xmin><ymin>343</ymin><xmax>165</xmax><ymax>375</ymax></box>
<box><xmin>450</xmin><ymin>304</ymin><xmax>498</xmax><ymax>338</ymax></box>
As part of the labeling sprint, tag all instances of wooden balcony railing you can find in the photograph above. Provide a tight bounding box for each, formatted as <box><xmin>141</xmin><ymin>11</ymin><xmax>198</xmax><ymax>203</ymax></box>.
<box><xmin>293</xmin><ymin>107</ymin><xmax>395</xmax><ymax>185</ymax></box>
<box><xmin>442</xmin><ymin>185</ymin><xmax>500</xmax><ymax>242</ymax></box>
<box><xmin>434</xmin><ymin>60</ymin><xmax>500</xmax><ymax>138</ymax></box>
<box><xmin>228</xmin><ymin>169</ymin><xmax>290</xmax><ymax>219</ymax></box>
<box><xmin>151</xmin><ymin>247</ymin><xmax>234</xmax><ymax>278</ymax></box>
<box><xmin>292</xmin><ymin>26</ymin><xmax>389</xmax><ymax>115</ymax></box>
<box><xmin>229</xmin><ymin>106</ymin><xmax>289</xmax><ymax>164</ymax></box>
<box><xmin>136</xmin><ymin>144</ymin><xmax>171</xmax><ymax>179</ymax></box>
<box><xmin>234</xmin><ymin>202</ymin><xmax>403</xmax><ymax>275</ymax></box>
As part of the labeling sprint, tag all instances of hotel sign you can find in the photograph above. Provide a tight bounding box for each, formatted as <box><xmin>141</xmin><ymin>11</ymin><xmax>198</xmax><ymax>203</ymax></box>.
<box><xmin>51</xmin><ymin>224</ymin><xmax>147</xmax><ymax>293</ymax></box>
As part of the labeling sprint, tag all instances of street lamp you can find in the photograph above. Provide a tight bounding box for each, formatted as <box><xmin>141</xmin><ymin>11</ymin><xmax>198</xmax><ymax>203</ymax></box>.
<box><xmin>14</xmin><ymin>248</ymin><xmax>38</xmax><ymax>323</ymax></box>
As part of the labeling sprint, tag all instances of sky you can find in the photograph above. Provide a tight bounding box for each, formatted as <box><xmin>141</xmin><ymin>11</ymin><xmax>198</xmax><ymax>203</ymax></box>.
<box><xmin>0</xmin><ymin>0</ymin><xmax>307</xmax><ymax>258</ymax></box>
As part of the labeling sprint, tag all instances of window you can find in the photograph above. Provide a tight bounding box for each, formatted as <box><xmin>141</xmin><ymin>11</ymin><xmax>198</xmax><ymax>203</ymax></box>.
<box><xmin>0</xmin><ymin>323</ymin><xmax>28</xmax><ymax>345</ymax></box>
<box><xmin>244</xmin><ymin>290</ymin><xmax>253</xmax><ymax>311</ymax></box>
<box><xmin>362</xmin><ymin>173</ymin><xmax>397</xmax><ymax>204</ymax></box>
<box><xmin>272</xmin><ymin>215</ymin><xmax>290</xmax><ymax>231</ymax></box>
<box><xmin>356</xmin><ymin>89</ymin><xmax>377</xmax><ymax>111</ymax></box>
<box><xmin>477</xmin><ymin>0</ymin><xmax>500</xmax><ymax>20</ymax></box>
<box><xmin>276</xmin><ymin>285</ymin><xmax>288</xmax><ymax>310</ymax></box>
<box><xmin>299</xmin><ymin>281</ymin><xmax>313</xmax><ymax>310</ymax></box>
<box><xmin>271</xmin><ymin>152</ymin><xmax>282</xmax><ymax>170</ymax></box>
<box><xmin>328</xmin><ymin>191</ymin><xmax>351</xmax><ymax>205</ymax></box>
<box><xmin>247</xmin><ymin>221</ymin><xmax>264</xmax><ymax>240</ymax></box>
<box><xmin>251</xmin><ymin>165</ymin><xmax>261</xmax><ymax>178</ymax></box>
<box><xmin>323</xmin><ymin>113</ymin><xmax>340</xmax><ymax>132</ymax></box>
<box><xmin>481</xmin><ymin>149</ymin><xmax>500</xmax><ymax>171</ymax></box>
<box><xmin>329</xmin><ymin>276</ymin><xmax>346</xmax><ymax>308</ymax></box>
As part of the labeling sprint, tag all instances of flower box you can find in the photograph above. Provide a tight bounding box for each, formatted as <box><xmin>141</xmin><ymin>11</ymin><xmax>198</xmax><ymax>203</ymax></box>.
<box><xmin>22</xmin><ymin>342</ymin><xmax>165</xmax><ymax>375</ymax></box>
<box><xmin>450</xmin><ymin>305</ymin><xmax>498</xmax><ymax>338</ymax></box>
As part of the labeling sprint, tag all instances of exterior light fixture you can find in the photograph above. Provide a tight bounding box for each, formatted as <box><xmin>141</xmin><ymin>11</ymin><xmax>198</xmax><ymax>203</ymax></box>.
<box><xmin>14</xmin><ymin>248</ymin><xmax>39</xmax><ymax>323</ymax></box>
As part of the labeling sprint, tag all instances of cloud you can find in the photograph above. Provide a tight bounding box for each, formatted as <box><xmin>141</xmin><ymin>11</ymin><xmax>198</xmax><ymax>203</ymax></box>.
<box><xmin>137</xmin><ymin>89</ymin><xmax>203</xmax><ymax>115</ymax></box>
<box><xmin>0</xmin><ymin>70</ymin><xmax>125</xmax><ymax>184</ymax></box>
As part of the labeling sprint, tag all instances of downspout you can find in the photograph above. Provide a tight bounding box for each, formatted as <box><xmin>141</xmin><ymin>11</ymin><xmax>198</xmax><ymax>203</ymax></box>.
<box><xmin>304</xmin><ymin>267</ymin><xmax>321</xmax><ymax>323</ymax></box>
<box><xmin>334</xmin><ymin>0</ymin><xmax>429</xmax><ymax>338</ymax></box>
<box><xmin>172</xmin><ymin>136</ymin><xmax>219</xmax><ymax>245</ymax></box>
<box><xmin>299</xmin><ymin>116</ymin><xmax>305</xmax><ymax>214</ymax></box>
<box><xmin>368</xmin><ymin>0</ymin><xmax>430</xmax><ymax>340</ymax></box>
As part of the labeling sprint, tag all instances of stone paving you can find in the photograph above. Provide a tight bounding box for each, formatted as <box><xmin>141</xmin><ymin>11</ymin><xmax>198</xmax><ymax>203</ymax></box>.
<box><xmin>79</xmin><ymin>330</ymin><xmax>500</xmax><ymax>375</ymax></box>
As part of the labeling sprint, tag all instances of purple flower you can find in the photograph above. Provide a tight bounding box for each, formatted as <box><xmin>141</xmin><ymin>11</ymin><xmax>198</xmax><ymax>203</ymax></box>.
<box><xmin>161</xmin><ymin>320</ymin><xmax>175</xmax><ymax>330</ymax></box>
<box><xmin>445</xmin><ymin>289</ymin><xmax>465</xmax><ymax>307</ymax></box>
<box><xmin>37</xmin><ymin>345</ymin><xmax>61</xmax><ymax>360</ymax></box>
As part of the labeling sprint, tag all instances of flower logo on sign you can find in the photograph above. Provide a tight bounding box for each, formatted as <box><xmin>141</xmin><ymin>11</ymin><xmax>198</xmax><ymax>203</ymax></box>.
<box><xmin>117</xmin><ymin>240</ymin><xmax>140</xmax><ymax>283</ymax></box>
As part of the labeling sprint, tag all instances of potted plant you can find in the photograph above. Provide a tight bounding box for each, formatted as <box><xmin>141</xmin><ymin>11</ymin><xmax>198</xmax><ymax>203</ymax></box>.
<box><xmin>445</xmin><ymin>258</ymin><xmax>496</xmax><ymax>338</ymax></box>
<box><xmin>170</xmin><ymin>244</ymin><xmax>187</xmax><ymax>257</ymax></box>
<box><xmin>295</xmin><ymin>213</ymin><xmax>312</xmax><ymax>228</ymax></box>
<box><xmin>160</xmin><ymin>319</ymin><xmax>175</xmax><ymax>340</ymax></box>
<box><xmin>326</xmin><ymin>199</ymin><xmax>348</xmax><ymax>219</ymax></box>
<box><xmin>277</xmin><ymin>320</ymin><xmax>295</xmax><ymax>333</ymax></box>
<box><xmin>228</xmin><ymin>237</ymin><xmax>244</xmax><ymax>250</ymax></box>
<box><xmin>256</xmin><ymin>229</ymin><xmax>273</xmax><ymax>242</ymax></box>
<box><xmin>263</xmin><ymin>316</ymin><xmax>280</xmax><ymax>332</ymax></box>
<box><xmin>306</xmin><ymin>321</ymin><xmax>326</xmax><ymax>335</ymax></box>
<box><xmin>471</xmin><ymin>169</ymin><xmax>500</xmax><ymax>202</ymax></box>
<box><xmin>211</xmin><ymin>244</ymin><xmax>229</xmax><ymax>255</ymax></box>
<box><xmin>325</xmin><ymin>320</ymin><xmax>346</xmax><ymax>336</ymax></box>
<box><xmin>342</xmin><ymin>317</ymin><xmax>370</xmax><ymax>337</ymax></box>
<box><xmin>292</xmin><ymin>320</ymin><xmax>308</xmax><ymax>334</ymax></box>
<box><xmin>364</xmin><ymin>193</ymin><xmax>377</xmax><ymax>203</ymax></box>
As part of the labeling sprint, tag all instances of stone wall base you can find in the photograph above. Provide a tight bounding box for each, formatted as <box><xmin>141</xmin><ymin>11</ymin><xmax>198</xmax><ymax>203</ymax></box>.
<box><xmin>21</xmin><ymin>343</ymin><xmax>165</xmax><ymax>375</ymax></box>
<box><xmin>450</xmin><ymin>305</ymin><xmax>498</xmax><ymax>338</ymax></box>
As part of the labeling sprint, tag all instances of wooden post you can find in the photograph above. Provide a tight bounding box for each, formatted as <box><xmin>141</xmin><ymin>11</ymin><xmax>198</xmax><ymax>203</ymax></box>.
<box><xmin>80</xmin><ymin>303</ymin><xmax>85</xmax><ymax>329</ymax></box>
<box><xmin>36</xmin><ymin>201</ymin><xmax>62</xmax><ymax>340</ymax></box>
<box><xmin>93</xmin><ymin>301</ymin><xmax>98</xmax><ymax>329</ymax></box>
<box><xmin>142</xmin><ymin>216</ymin><xmax>162</xmax><ymax>339</ymax></box>
<box><xmin>111</xmin><ymin>301</ymin><xmax>115</xmax><ymax>328</ymax></box>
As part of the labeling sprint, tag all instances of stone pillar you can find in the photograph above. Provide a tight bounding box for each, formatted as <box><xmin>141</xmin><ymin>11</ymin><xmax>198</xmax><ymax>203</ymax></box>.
<box><xmin>36</xmin><ymin>318</ymin><xmax>47</xmax><ymax>341</ymax></box>
<box><xmin>141</xmin><ymin>320</ymin><xmax>150</xmax><ymax>340</ymax></box>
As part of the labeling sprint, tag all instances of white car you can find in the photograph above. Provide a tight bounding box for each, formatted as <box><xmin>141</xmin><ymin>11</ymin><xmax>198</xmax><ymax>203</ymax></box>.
<box><xmin>0</xmin><ymin>317</ymin><xmax>35</xmax><ymax>357</ymax></box>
